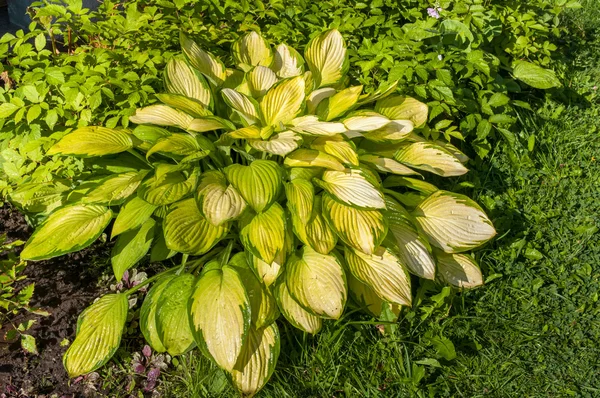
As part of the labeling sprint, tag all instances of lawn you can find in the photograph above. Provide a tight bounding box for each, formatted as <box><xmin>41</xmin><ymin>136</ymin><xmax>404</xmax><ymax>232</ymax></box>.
<box><xmin>162</xmin><ymin>3</ymin><xmax>600</xmax><ymax>397</ymax></box>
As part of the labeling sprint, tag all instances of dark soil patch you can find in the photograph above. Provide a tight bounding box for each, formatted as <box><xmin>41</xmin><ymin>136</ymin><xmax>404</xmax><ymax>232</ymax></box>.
<box><xmin>0</xmin><ymin>205</ymin><xmax>112</xmax><ymax>397</ymax></box>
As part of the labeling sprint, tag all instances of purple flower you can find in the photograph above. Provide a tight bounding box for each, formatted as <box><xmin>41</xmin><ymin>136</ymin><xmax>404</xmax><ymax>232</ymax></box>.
<box><xmin>427</xmin><ymin>7</ymin><xmax>441</xmax><ymax>19</ymax></box>
<box><xmin>142</xmin><ymin>344</ymin><xmax>152</xmax><ymax>358</ymax></box>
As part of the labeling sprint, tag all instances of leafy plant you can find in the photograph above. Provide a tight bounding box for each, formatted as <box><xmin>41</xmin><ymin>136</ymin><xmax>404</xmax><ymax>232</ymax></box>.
<box><xmin>16</xmin><ymin>29</ymin><xmax>497</xmax><ymax>395</ymax></box>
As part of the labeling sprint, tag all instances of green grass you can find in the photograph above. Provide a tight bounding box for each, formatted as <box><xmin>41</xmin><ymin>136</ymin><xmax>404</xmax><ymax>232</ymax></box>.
<box><xmin>162</xmin><ymin>4</ymin><xmax>600</xmax><ymax>397</ymax></box>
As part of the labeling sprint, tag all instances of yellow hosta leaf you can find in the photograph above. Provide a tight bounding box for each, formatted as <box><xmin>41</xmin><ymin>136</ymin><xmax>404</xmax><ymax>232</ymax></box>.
<box><xmin>224</xmin><ymin>68</ymin><xmax>252</xmax><ymax>96</ymax></box>
<box><xmin>359</xmin><ymin>154</ymin><xmax>421</xmax><ymax>176</ymax></box>
<box><xmin>344</xmin><ymin>246</ymin><xmax>412</xmax><ymax>306</ymax></box>
<box><xmin>188</xmin><ymin>116</ymin><xmax>235</xmax><ymax>133</ymax></box>
<box><xmin>140</xmin><ymin>275</ymin><xmax>176</xmax><ymax>353</ymax></box>
<box><xmin>260</xmin><ymin>76</ymin><xmax>305</xmax><ymax>127</ymax></box>
<box><xmin>63</xmin><ymin>294</ymin><xmax>128</xmax><ymax>377</ymax></box>
<box><xmin>305</xmin><ymin>29</ymin><xmax>348</xmax><ymax>88</ymax></box>
<box><xmin>156</xmin><ymin>274</ymin><xmax>197</xmax><ymax>356</ymax></box>
<box><xmin>284</xmin><ymin>178</ymin><xmax>314</xmax><ymax>225</ymax></box>
<box><xmin>394</xmin><ymin>142</ymin><xmax>468</xmax><ymax>177</ymax></box>
<box><xmin>315</xmin><ymin>169</ymin><xmax>385</xmax><ymax>209</ymax></box>
<box><xmin>228</xmin><ymin>125</ymin><xmax>262</xmax><ymax>139</ymax></box>
<box><xmin>146</xmin><ymin>133</ymin><xmax>212</xmax><ymax>160</ymax></box>
<box><xmin>83</xmin><ymin>170</ymin><xmax>149</xmax><ymax>205</ymax></box>
<box><xmin>163</xmin><ymin>198</ymin><xmax>229</xmax><ymax>255</ymax></box>
<box><xmin>272</xmin><ymin>43</ymin><xmax>304</xmax><ymax>78</ymax></box>
<box><xmin>47</xmin><ymin>127</ymin><xmax>134</xmax><ymax>157</ymax></box>
<box><xmin>232</xmin><ymin>31</ymin><xmax>273</xmax><ymax>68</ymax></box>
<box><xmin>316</xmin><ymin>85</ymin><xmax>362</xmax><ymax>121</ymax></box>
<box><xmin>180</xmin><ymin>32</ymin><xmax>226</xmax><ymax>86</ymax></box>
<box><xmin>230</xmin><ymin>323</ymin><xmax>280</xmax><ymax>398</ymax></box>
<box><xmin>347</xmin><ymin>273</ymin><xmax>401</xmax><ymax>320</ymax></box>
<box><xmin>343</xmin><ymin>112</ymin><xmax>390</xmax><ymax>132</ymax></box>
<box><xmin>321</xmin><ymin>193</ymin><xmax>387</xmax><ymax>255</ymax></box>
<box><xmin>164</xmin><ymin>57</ymin><xmax>212</xmax><ymax>108</ymax></box>
<box><xmin>274</xmin><ymin>278</ymin><xmax>322</xmax><ymax>334</ymax></box>
<box><xmin>291</xmin><ymin>195</ymin><xmax>337</xmax><ymax>255</ymax></box>
<box><xmin>289</xmin><ymin>115</ymin><xmax>346</xmax><ymax>136</ymax></box>
<box><xmin>413</xmin><ymin>190</ymin><xmax>496</xmax><ymax>253</ymax></box>
<box><xmin>197</xmin><ymin>170</ymin><xmax>247</xmax><ymax>226</ymax></box>
<box><xmin>286</xmin><ymin>246</ymin><xmax>347</xmax><ymax>319</ymax></box>
<box><xmin>310</xmin><ymin>135</ymin><xmax>359</xmax><ymax>166</ymax></box>
<box><xmin>221</xmin><ymin>88</ymin><xmax>261</xmax><ymax>126</ymax></box>
<box><xmin>248</xmin><ymin>131</ymin><xmax>302</xmax><ymax>156</ymax></box>
<box><xmin>375</xmin><ymin>95</ymin><xmax>428</xmax><ymax>127</ymax></box>
<box><xmin>112</xmin><ymin>196</ymin><xmax>157</xmax><ymax>238</ymax></box>
<box><xmin>249</xmin><ymin>251</ymin><xmax>285</xmax><ymax>287</ymax></box>
<box><xmin>363</xmin><ymin>120</ymin><xmax>414</xmax><ymax>142</ymax></box>
<box><xmin>240</xmin><ymin>203</ymin><xmax>286</xmax><ymax>264</ymax></box>
<box><xmin>130</xmin><ymin>105</ymin><xmax>194</xmax><ymax>129</ymax></box>
<box><xmin>21</xmin><ymin>204</ymin><xmax>112</xmax><ymax>261</ymax></box>
<box><xmin>224</xmin><ymin>160</ymin><xmax>283</xmax><ymax>213</ymax></box>
<box><xmin>155</xmin><ymin>93</ymin><xmax>212</xmax><ymax>118</ymax></box>
<box><xmin>190</xmin><ymin>265</ymin><xmax>251</xmax><ymax>371</ymax></box>
<box><xmin>111</xmin><ymin>218</ymin><xmax>155</xmax><ymax>281</ymax></box>
<box><xmin>436</xmin><ymin>252</ymin><xmax>484</xmax><ymax>288</ymax></box>
<box><xmin>306</xmin><ymin>87</ymin><xmax>336</xmax><ymax>114</ymax></box>
<box><xmin>284</xmin><ymin>149</ymin><xmax>345</xmax><ymax>171</ymax></box>
<box><xmin>139</xmin><ymin>167</ymin><xmax>199</xmax><ymax>206</ymax></box>
<box><xmin>248</xmin><ymin>66</ymin><xmax>278</xmax><ymax>97</ymax></box>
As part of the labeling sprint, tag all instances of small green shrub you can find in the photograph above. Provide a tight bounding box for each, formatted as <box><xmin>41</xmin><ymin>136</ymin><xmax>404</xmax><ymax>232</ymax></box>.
<box><xmin>17</xmin><ymin>30</ymin><xmax>498</xmax><ymax>396</ymax></box>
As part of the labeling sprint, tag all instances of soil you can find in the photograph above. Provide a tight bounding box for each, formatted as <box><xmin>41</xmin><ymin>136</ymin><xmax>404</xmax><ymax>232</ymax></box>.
<box><xmin>0</xmin><ymin>205</ymin><xmax>112</xmax><ymax>397</ymax></box>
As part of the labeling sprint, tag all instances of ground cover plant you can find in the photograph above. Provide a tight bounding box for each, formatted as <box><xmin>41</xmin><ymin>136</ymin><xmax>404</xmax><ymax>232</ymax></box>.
<box><xmin>0</xmin><ymin>0</ymin><xmax>595</xmax><ymax>396</ymax></box>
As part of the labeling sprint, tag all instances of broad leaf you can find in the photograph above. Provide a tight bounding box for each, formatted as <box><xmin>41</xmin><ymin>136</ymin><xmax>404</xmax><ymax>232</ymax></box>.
<box><xmin>21</xmin><ymin>205</ymin><xmax>112</xmax><ymax>261</ymax></box>
<box><xmin>232</xmin><ymin>31</ymin><xmax>273</xmax><ymax>68</ymax></box>
<box><xmin>156</xmin><ymin>274</ymin><xmax>196</xmax><ymax>356</ymax></box>
<box><xmin>284</xmin><ymin>149</ymin><xmax>345</xmax><ymax>171</ymax></box>
<box><xmin>316</xmin><ymin>85</ymin><xmax>362</xmax><ymax>121</ymax></box>
<box><xmin>240</xmin><ymin>203</ymin><xmax>286</xmax><ymax>265</ymax></box>
<box><xmin>360</xmin><ymin>155</ymin><xmax>421</xmax><ymax>176</ymax></box>
<box><xmin>190</xmin><ymin>265</ymin><xmax>251</xmax><ymax>371</ymax></box>
<box><xmin>305</xmin><ymin>29</ymin><xmax>348</xmax><ymax>88</ymax></box>
<box><xmin>248</xmin><ymin>252</ymin><xmax>285</xmax><ymax>287</ymax></box>
<box><xmin>272</xmin><ymin>44</ymin><xmax>304</xmax><ymax>78</ymax></box>
<box><xmin>344</xmin><ymin>246</ymin><xmax>412</xmax><ymax>306</ymax></box>
<box><xmin>285</xmin><ymin>246</ymin><xmax>346</xmax><ymax>319</ymax></box>
<box><xmin>363</xmin><ymin>120</ymin><xmax>414</xmax><ymax>142</ymax></box>
<box><xmin>146</xmin><ymin>133</ymin><xmax>213</xmax><ymax>159</ymax></box>
<box><xmin>513</xmin><ymin>61</ymin><xmax>561</xmax><ymax>89</ymax></box>
<box><xmin>83</xmin><ymin>170</ymin><xmax>149</xmax><ymax>205</ymax></box>
<box><xmin>436</xmin><ymin>252</ymin><xmax>484</xmax><ymax>288</ymax></box>
<box><xmin>310</xmin><ymin>135</ymin><xmax>359</xmax><ymax>166</ymax></box>
<box><xmin>394</xmin><ymin>142</ymin><xmax>468</xmax><ymax>177</ymax></box>
<box><xmin>63</xmin><ymin>294</ymin><xmax>128</xmax><ymax>377</ymax></box>
<box><xmin>343</xmin><ymin>112</ymin><xmax>390</xmax><ymax>132</ymax></box>
<box><xmin>139</xmin><ymin>167</ymin><xmax>199</xmax><ymax>206</ymax></box>
<box><xmin>156</xmin><ymin>93</ymin><xmax>212</xmax><ymax>118</ymax></box>
<box><xmin>248</xmin><ymin>131</ymin><xmax>302</xmax><ymax>156</ymax></box>
<box><xmin>274</xmin><ymin>278</ymin><xmax>322</xmax><ymax>334</ymax></box>
<box><xmin>248</xmin><ymin>66</ymin><xmax>278</xmax><ymax>97</ymax></box>
<box><xmin>221</xmin><ymin>88</ymin><xmax>261</xmax><ymax>126</ymax></box>
<box><xmin>260</xmin><ymin>76</ymin><xmax>305</xmax><ymax>127</ymax></box>
<box><xmin>314</xmin><ymin>169</ymin><xmax>385</xmax><ymax>209</ymax></box>
<box><xmin>180</xmin><ymin>32</ymin><xmax>226</xmax><ymax>86</ymax></box>
<box><xmin>413</xmin><ymin>191</ymin><xmax>496</xmax><ymax>253</ymax></box>
<box><xmin>289</xmin><ymin>115</ymin><xmax>346</xmax><ymax>136</ymax></box>
<box><xmin>130</xmin><ymin>105</ymin><xmax>194</xmax><ymax>130</ymax></box>
<box><xmin>385</xmin><ymin>216</ymin><xmax>435</xmax><ymax>280</ymax></box>
<box><xmin>111</xmin><ymin>219</ymin><xmax>155</xmax><ymax>281</ymax></box>
<box><xmin>164</xmin><ymin>57</ymin><xmax>212</xmax><ymax>108</ymax></box>
<box><xmin>347</xmin><ymin>273</ymin><xmax>401</xmax><ymax>320</ymax></box>
<box><xmin>224</xmin><ymin>160</ymin><xmax>283</xmax><ymax>213</ymax></box>
<box><xmin>163</xmin><ymin>198</ymin><xmax>229</xmax><ymax>255</ymax></box>
<box><xmin>197</xmin><ymin>170</ymin><xmax>247</xmax><ymax>226</ymax></box>
<box><xmin>291</xmin><ymin>195</ymin><xmax>337</xmax><ymax>255</ymax></box>
<box><xmin>375</xmin><ymin>96</ymin><xmax>428</xmax><ymax>127</ymax></box>
<box><xmin>140</xmin><ymin>275</ymin><xmax>176</xmax><ymax>353</ymax></box>
<box><xmin>47</xmin><ymin>127</ymin><xmax>134</xmax><ymax>157</ymax></box>
<box><xmin>284</xmin><ymin>179</ymin><xmax>314</xmax><ymax>225</ymax></box>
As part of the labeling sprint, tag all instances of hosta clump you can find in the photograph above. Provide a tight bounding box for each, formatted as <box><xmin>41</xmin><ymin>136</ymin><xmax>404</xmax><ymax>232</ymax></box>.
<box><xmin>17</xmin><ymin>29</ymin><xmax>496</xmax><ymax>396</ymax></box>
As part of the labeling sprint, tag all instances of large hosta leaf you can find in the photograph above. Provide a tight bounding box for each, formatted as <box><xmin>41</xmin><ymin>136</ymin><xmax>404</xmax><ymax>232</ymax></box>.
<box><xmin>285</xmin><ymin>246</ymin><xmax>346</xmax><ymax>319</ymax></box>
<box><xmin>394</xmin><ymin>142</ymin><xmax>468</xmax><ymax>177</ymax></box>
<box><xmin>436</xmin><ymin>252</ymin><xmax>484</xmax><ymax>288</ymax></box>
<box><xmin>347</xmin><ymin>273</ymin><xmax>401</xmax><ymax>320</ymax></box>
<box><xmin>224</xmin><ymin>160</ymin><xmax>283</xmax><ymax>213</ymax></box>
<box><xmin>248</xmin><ymin>131</ymin><xmax>302</xmax><ymax>156</ymax></box>
<box><xmin>316</xmin><ymin>85</ymin><xmax>362</xmax><ymax>121</ymax></box>
<box><xmin>284</xmin><ymin>149</ymin><xmax>345</xmax><ymax>171</ymax></box>
<box><xmin>272</xmin><ymin>44</ymin><xmax>304</xmax><ymax>78</ymax></box>
<box><xmin>360</xmin><ymin>155</ymin><xmax>421</xmax><ymax>176</ymax></box>
<box><xmin>190</xmin><ymin>265</ymin><xmax>251</xmax><ymax>371</ymax></box>
<box><xmin>111</xmin><ymin>218</ymin><xmax>155</xmax><ymax>281</ymax></box>
<box><xmin>21</xmin><ymin>205</ymin><xmax>112</xmax><ymax>261</ymax></box>
<box><xmin>375</xmin><ymin>95</ymin><xmax>428</xmax><ymax>127</ymax></box>
<box><xmin>305</xmin><ymin>29</ymin><xmax>348</xmax><ymax>88</ymax></box>
<box><xmin>240</xmin><ymin>203</ymin><xmax>286</xmax><ymax>264</ymax></box>
<box><xmin>83</xmin><ymin>170</ymin><xmax>149</xmax><ymax>205</ymax></box>
<box><xmin>139</xmin><ymin>167</ymin><xmax>199</xmax><ymax>206</ymax></box>
<box><xmin>163</xmin><ymin>198</ymin><xmax>229</xmax><ymax>255</ymax></box>
<box><xmin>274</xmin><ymin>278</ymin><xmax>322</xmax><ymax>334</ymax></box>
<box><xmin>9</xmin><ymin>182</ymin><xmax>69</xmax><ymax>214</ymax></box>
<box><xmin>180</xmin><ymin>32</ymin><xmax>226</xmax><ymax>86</ymax></box>
<box><xmin>197</xmin><ymin>170</ymin><xmax>247</xmax><ymax>226</ymax></box>
<box><xmin>221</xmin><ymin>88</ymin><xmax>261</xmax><ymax>126</ymax></box>
<box><xmin>232</xmin><ymin>31</ymin><xmax>273</xmax><ymax>68</ymax></box>
<box><xmin>230</xmin><ymin>323</ymin><xmax>280</xmax><ymax>397</ymax></box>
<box><xmin>310</xmin><ymin>135</ymin><xmax>359</xmax><ymax>166</ymax></box>
<box><xmin>344</xmin><ymin>246</ymin><xmax>412</xmax><ymax>306</ymax></box>
<box><xmin>284</xmin><ymin>179</ymin><xmax>314</xmax><ymax>225</ymax></box>
<box><xmin>362</xmin><ymin>120</ymin><xmax>414</xmax><ymax>142</ymax></box>
<box><xmin>321</xmin><ymin>193</ymin><xmax>387</xmax><ymax>255</ymax></box>
<box><xmin>248</xmin><ymin>66</ymin><xmax>278</xmax><ymax>98</ymax></box>
<box><xmin>315</xmin><ymin>169</ymin><xmax>385</xmax><ymax>209</ymax></box>
<box><xmin>63</xmin><ymin>294</ymin><xmax>128</xmax><ymax>377</ymax></box>
<box><xmin>156</xmin><ymin>93</ymin><xmax>212</xmax><ymax>118</ymax></box>
<box><xmin>291</xmin><ymin>195</ymin><xmax>337</xmax><ymax>255</ymax></box>
<box><xmin>260</xmin><ymin>76</ymin><xmax>305</xmax><ymax>127</ymax></box>
<box><xmin>146</xmin><ymin>133</ymin><xmax>213</xmax><ymax>159</ymax></box>
<box><xmin>385</xmin><ymin>216</ymin><xmax>435</xmax><ymax>280</ymax></box>
<box><xmin>130</xmin><ymin>105</ymin><xmax>194</xmax><ymax>129</ymax></box>
<box><xmin>229</xmin><ymin>253</ymin><xmax>279</xmax><ymax>328</ymax></box>
<box><xmin>343</xmin><ymin>112</ymin><xmax>390</xmax><ymax>132</ymax></box>
<box><xmin>513</xmin><ymin>60</ymin><xmax>561</xmax><ymax>89</ymax></box>
<box><xmin>288</xmin><ymin>115</ymin><xmax>346</xmax><ymax>136</ymax></box>
<box><xmin>164</xmin><ymin>57</ymin><xmax>212</xmax><ymax>108</ymax></box>
<box><xmin>248</xmin><ymin>252</ymin><xmax>285</xmax><ymax>287</ymax></box>
<box><xmin>156</xmin><ymin>274</ymin><xmax>196</xmax><ymax>356</ymax></box>
<box><xmin>47</xmin><ymin>127</ymin><xmax>134</xmax><ymax>157</ymax></box>
<box><xmin>413</xmin><ymin>191</ymin><xmax>496</xmax><ymax>253</ymax></box>
<box><xmin>140</xmin><ymin>275</ymin><xmax>176</xmax><ymax>353</ymax></box>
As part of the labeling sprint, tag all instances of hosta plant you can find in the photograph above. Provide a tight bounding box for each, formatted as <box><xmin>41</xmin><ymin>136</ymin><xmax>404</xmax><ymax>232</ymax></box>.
<box><xmin>17</xmin><ymin>29</ymin><xmax>496</xmax><ymax>396</ymax></box>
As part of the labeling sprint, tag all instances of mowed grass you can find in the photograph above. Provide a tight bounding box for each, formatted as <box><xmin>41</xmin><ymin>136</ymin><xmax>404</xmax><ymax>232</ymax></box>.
<box><xmin>162</xmin><ymin>4</ymin><xmax>600</xmax><ymax>397</ymax></box>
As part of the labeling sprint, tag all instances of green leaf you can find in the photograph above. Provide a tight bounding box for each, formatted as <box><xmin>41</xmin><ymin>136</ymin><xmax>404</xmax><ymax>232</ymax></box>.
<box><xmin>286</xmin><ymin>246</ymin><xmax>347</xmax><ymax>319</ymax></box>
<box><xmin>112</xmin><ymin>196</ymin><xmax>157</xmax><ymax>238</ymax></box>
<box><xmin>63</xmin><ymin>294</ymin><xmax>128</xmax><ymax>377</ymax></box>
<box><xmin>316</xmin><ymin>85</ymin><xmax>362</xmax><ymax>121</ymax></box>
<box><xmin>164</xmin><ymin>57</ymin><xmax>212</xmax><ymax>108</ymax></box>
<box><xmin>26</xmin><ymin>104</ymin><xmax>42</xmax><ymax>124</ymax></box>
<box><xmin>146</xmin><ymin>133</ymin><xmax>213</xmax><ymax>159</ymax></box>
<box><xmin>83</xmin><ymin>170</ymin><xmax>149</xmax><ymax>205</ymax></box>
<box><xmin>513</xmin><ymin>61</ymin><xmax>561</xmax><ymax>89</ymax></box>
<box><xmin>21</xmin><ymin>334</ymin><xmax>38</xmax><ymax>355</ymax></box>
<box><xmin>180</xmin><ymin>32</ymin><xmax>226</xmax><ymax>86</ymax></box>
<box><xmin>305</xmin><ymin>29</ymin><xmax>348</xmax><ymax>88</ymax></box>
<box><xmin>347</xmin><ymin>272</ymin><xmax>401</xmax><ymax>320</ymax></box>
<box><xmin>0</xmin><ymin>103</ymin><xmax>20</xmax><ymax>118</ymax></box>
<box><xmin>429</xmin><ymin>336</ymin><xmax>457</xmax><ymax>361</ymax></box>
<box><xmin>140</xmin><ymin>275</ymin><xmax>176</xmax><ymax>353</ymax></box>
<box><xmin>35</xmin><ymin>33</ymin><xmax>46</xmax><ymax>51</ymax></box>
<box><xmin>111</xmin><ymin>219</ymin><xmax>155</xmax><ymax>281</ymax></box>
<box><xmin>155</xmin><ymin>93</ymin><xmax>212</xmax><ymax>118</ymax></box>
<box><xmin>21</xmin><ymin>205</ymin><xmax>112</xmax><ymax>261</ymax></box>
<box><xmin>240</xmin><ymin>203</ymin><xmax>286</xmax><ymax>264</ymax></box>
<box><xmin>156</xmin><ymin>274</ymin><xmax>196</xmax><ymax>356</ymax></box>
<box><xmin>139</xmin><ymin>167</ymin><xmax>199</xmax><ymax>206</ymax></box>
<box><xmin>224</xmin><ymin>160</ymin><xmax>283</xmax><ymax>213</ymax></box>
<box><xmin>47</xmin><ymin>127</ymin><xmax>134</xmax><ymax>157</ymax></box>
<box><xmin>189</xmin><ymin>265</ymin><xmax>251</xmax><ymax>371</ymax></box>
<box><xmin>274</xmin><ymin>277</ymin><xmax>322</xmax><ymax>334</ymax></box>
<box><xmin>163</xmin><ymin>198</ymin><xmax>229</xmax><ymax>255</ymax></box>
<box><xmin>232</xmin><ymin>31</ymin><xmax>273</xmax><ymax>68</ymax></box>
